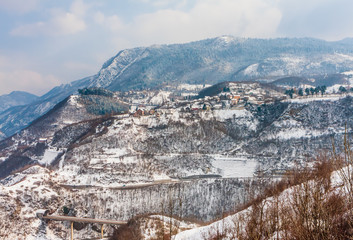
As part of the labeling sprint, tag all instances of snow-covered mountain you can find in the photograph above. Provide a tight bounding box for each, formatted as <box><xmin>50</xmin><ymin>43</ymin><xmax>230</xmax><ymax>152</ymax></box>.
<box><xmin>0</xmin><ymin>91</ymin><xmax>39</xmax><ymax>141</ymax></box>
<box><xmin>0</xmin><ymin>91</ymin><xmax>38</xmax><ymax>114</ymax></box>
<box><xmin>2</xmin><ymin>37</ymin><xmax>353</xmax><ymax>138</ymax></box>
<box><xmin>2</xmin><ymin>84</ymin><xmax>352</xmax><ymax>180</ymax></box>
<box><xmin>95</xmin><ymin>37</ymin><xmax>353</xmax><ymax>91</ymax></box>
<box><xmin>0</xmin><ymin>76</ymin><xmax>95</xmax><ymax>138</ymax></box>
<box><xmin>1</xmin><ymin>81</ymin><xmax>353</xmax><ymax>238</ymax></box>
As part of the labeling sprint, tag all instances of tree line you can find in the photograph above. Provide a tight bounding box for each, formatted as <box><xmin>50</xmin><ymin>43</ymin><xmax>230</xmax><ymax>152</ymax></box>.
<box><xmin>284</xmin><ymin>85</ymin><xmax>353</xmax><ymax>98</ymax></box>
<box><xmin>285</xmin><ymin>86</ymin><xmax>327</xmax><ymax>99</ymax></box>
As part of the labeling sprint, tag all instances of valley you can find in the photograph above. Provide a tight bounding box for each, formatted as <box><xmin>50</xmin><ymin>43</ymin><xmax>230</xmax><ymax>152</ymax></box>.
<box><xmin>1</xmin><ymin>80</ymin><xmax>353</xmax><ymax>239</ymax></box>
<box><xmin>1</xmin><ymin>36</ymin><xmax>353</xmax><ymax>239</ymax></box>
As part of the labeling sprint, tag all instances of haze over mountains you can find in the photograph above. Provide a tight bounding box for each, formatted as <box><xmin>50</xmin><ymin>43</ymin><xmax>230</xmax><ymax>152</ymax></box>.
<box><xmin>0</xmin><ymin>91</ymin><xmax>38</xmax><ymax>113</ymax></box>
<box><xmin>1</xmin><ymin>36</ymin><xmax>353</xmax><ymax>139</ymax></box>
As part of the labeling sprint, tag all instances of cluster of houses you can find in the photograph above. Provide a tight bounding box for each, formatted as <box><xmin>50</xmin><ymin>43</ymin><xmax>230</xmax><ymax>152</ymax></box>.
<box><xmin>34</xmin><ymin>83</ymin><xmax>289</xmax><ymax>143</ymax></box>
<box><xmin>127</xmin><ymin>82</ymin><xmax>287</xmax><ymax>117</ymax></box>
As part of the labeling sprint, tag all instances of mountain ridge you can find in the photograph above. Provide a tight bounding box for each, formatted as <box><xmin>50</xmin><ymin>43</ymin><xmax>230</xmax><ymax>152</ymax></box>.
<box><xmin>0</xmin><ymin>91</ymin><xmax>38</xmax><ymax>113</ymax></box>
<box><xmin>2</xmin><ymin>36</ymin><xmax>353</xmax><ymax>138</ymax></box>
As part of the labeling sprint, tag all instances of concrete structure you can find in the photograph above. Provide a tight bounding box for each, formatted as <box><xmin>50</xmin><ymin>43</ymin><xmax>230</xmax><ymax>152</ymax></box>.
<box><xmin>37</xmin><ymin>210</ymin><xmax>127</xmax><ymax>240</ymax></box>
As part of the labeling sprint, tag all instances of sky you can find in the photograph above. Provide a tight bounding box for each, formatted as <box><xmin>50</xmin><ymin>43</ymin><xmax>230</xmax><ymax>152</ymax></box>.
<box><xmin>0</xmin><ymin>0</ymin><xmax>353</xmax><ymax>96</ymax></box>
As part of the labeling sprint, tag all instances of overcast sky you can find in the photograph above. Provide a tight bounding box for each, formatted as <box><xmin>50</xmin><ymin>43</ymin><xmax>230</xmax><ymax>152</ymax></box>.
<box><xmin>0</xmin><ymin>0</ymin><xmax>353</xmax><ymax>96</ymax></box>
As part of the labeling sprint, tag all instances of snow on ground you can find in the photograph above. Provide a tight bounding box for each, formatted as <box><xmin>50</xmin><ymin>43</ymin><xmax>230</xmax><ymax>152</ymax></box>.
<box><xmin>1</xmin><ymin>165</ymin><xmax>58</xmax><ymax>211</ymax></box>
<box><xmin>67</xmin><ymin>95</ymin><xmax>84</xmax><ymax>108</ymax></box>
<box><xmin>273</xmin><ymin>128</ymin><xmax>319</xmax><ymax>140</ymax></box>
<box><xmin>342</xmin><ymin>70</ymin><xmax>353</xmax><ymax>76</ymax></box>
<box><xmin>177</xmin><ymin>84</ymin><xmax>211</xmax><ymax>91</ymax></box>
<box><xmin>153</xmin><ymin>173</ymin><xmax>171</xmax><ymax>181</ymax></box>
<box><xmin>149</xmin><ymin>91</ymin><xmax>171</xmax><ymax>105</ymax></box>
<box><xmin>266</xmin><ymin>125</ymin><xmax>345</xmax><ymax>141</ymax></box>
<box><xmin>149</xmin><ymin>215</ymin><xmax>200</xmax><ymax>229</ymax></box>
<box><xmin>88</xmin><ymin>147</ymin><xmax>130</xmax><ymax>165</ymax></box>
<box><xmin>283</xmin><ymin>95</ymin><xmax>342</xmax><ymax>103</ymax></box>
<box><xmin>212</xmin><ymin>109</ymin><xmax>258</xmax><ymax>131</ymax></box>
<box><xmin>211</xmin><ymin>156</ymin><xmax>257</xmax><ymax>178</ymax></box>
<box><xmin>174</xmin><ymin>213</ymin><xmax>237</xmax><ymax>240</ymax></box>
<box><xmin>342</xmin><ymin>70</ymin><xmax>353</xmax><ymax>85</ymax></box>
<box><xmin>279</xmin><ymin>55</ymin><xmax>307</xmax><ymax>74</ymax></box>
<box><xmin>174</xmin><ymin>166</ymin><xmax>350</xmax><ymax>240</ymax></box>
<box><xmin>243</xmin><ymin>63</ymin><xmax>259</xmax><ymax>76</ymax></box>
<box><xmin>141</xmin><ymin>215</ymin><xmax>201</xmax><ymax>240</ymax></box>
<box><xmin>273</xmin><ymin>118</ymin><xmax>299</xmax><ymax>128</ymax></box>
<box><xmin>213</xmin><ymin>109</ymin><xmax>249</xmax><ymax>121</ymax></box>
<box><xmin>327</xmin><ymin>84</ymin><xmax>351</xmax><ymax>94</ymax></box>
<box><xmin>38</xmin><ymin>148</ymin><xmax>62</xmax><ymax>165</ymax></box>
<box><xmin>0</xmin><ymin>172</ymin><xmax>26</xmax><ymax>186</ymax></box>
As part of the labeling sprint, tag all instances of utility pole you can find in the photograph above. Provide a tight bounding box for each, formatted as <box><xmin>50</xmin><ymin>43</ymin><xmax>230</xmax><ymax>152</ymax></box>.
<box><xmin>101</xmin><ymin>225</ymin><xmax>104</xmax><ymax>239</ymax></box>
<box><xmin>71</xmin><ymin>222</ymin><xmax>74</xmax><ymax>240</ymax></box>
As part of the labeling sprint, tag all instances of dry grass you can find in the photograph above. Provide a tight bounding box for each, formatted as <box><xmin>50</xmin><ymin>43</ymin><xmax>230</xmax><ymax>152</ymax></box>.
<box><xmin>219</xmin><ymin>147</ymin><xmax>353</xmax><ymax>240</ymax></box>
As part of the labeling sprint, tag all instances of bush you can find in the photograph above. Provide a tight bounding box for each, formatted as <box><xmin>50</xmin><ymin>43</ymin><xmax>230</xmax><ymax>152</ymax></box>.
<box><xmin>110</xmin><ymin>218</ymin><xmax>142</xmax><ymax>240</ymax></box>
<box><xmin>228</xmin><ymin>144</ymin><xmax>353</xmax><ymax>240</ymax></box>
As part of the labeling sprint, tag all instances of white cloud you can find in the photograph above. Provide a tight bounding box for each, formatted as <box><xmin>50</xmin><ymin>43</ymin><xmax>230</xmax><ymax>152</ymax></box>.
<box><xmin>94</xmin><ymin>11</ymin><xmax>125</xmax><ymax>32</ymax></box>
<box><xmin>97</xmin><ymin>0</ymin><xmax>282</xmax><ymax>48</ymax></box>
<box><xmin>70</xmin><ymin>0</ymin><xmax>88</xmax><ymax>17</ymax></box>
<box><xmin>0</xmin><ymin>54</ymin><xmax>62</xmax><ymax>95</ymax></box>
<box><xmin>51</xmin><ymin>11</ymin><xmax>86</xmax><ymax>35</ymax></box>
<box><xmin>10</xmin><ymin>0</ymin><xmax>87</xmax><ymax>37</ymax></box>
<box><xmin>4</xmin><ymin>0</ymin><xmax>353</xmax><ymax>96</ymax></box>
<box><xmin>137</xmin><ymin>0</ymin><xmax>189</xmax><ymax>8</ymax></box>
<box><xmin>0</xmin><ymin>0</ymin><xmax>39</xmax><ymax>14</ymax></box>
<box><xmin>0</xmin><ymin>70</ymin><xmax>61</xmax><ymax>95</ymax></box>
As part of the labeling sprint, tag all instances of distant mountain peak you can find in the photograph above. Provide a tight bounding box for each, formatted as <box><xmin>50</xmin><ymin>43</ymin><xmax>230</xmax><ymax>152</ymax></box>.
<box><xmin>0</xmin><ymin>91</ymin><xmax>38</xmax><ymax>114</ymax></box>
<box><xmin>3</xmin><ymin>90</ymin><xmax>38</xmax><ymax>98</ymax></box>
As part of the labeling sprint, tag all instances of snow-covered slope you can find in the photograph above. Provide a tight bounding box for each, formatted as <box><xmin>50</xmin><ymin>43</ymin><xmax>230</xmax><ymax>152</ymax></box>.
<box><xmin>1</xmin><ymin>87</ymin><xmax>353</xmax><ymax>239</ymax></box>
<box><xmin>0</xmin><ymin>164</ymin><xmax>252</xmax><ymax>239</ymax></box>
<box><xmin>100</xmin><ymin>37</ymin><xmax>353</xmax><ymax>91</ymax></box>
<box><xmin>173</xmin><ymin>166</ymin><xmax>351</xmax><ymax>240</ymax></box>
<box><xmin>0</xmin><ymin>94</ymin><xmax>120</xmax><ymax>178</ymax></box>
<box><xmin>0</xmin><ymin>75</ymin><xmax>95</xmax><ymax>137</ymax></box>
<box><xmin>2</xmin><ymin>92</ymin><xmax>353</xmax><ymax>181</ymax></box>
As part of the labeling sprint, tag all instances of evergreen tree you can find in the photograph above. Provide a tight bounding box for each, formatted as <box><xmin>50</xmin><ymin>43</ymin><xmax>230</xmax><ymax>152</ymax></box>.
<box><xmin>314</xmin><ymin>87</ymin><xmax>320</xmax><ymax>95</ymax></box>
<box><xmin>320</xmin><ymin>85</ymin><xmax>327</xmax><ymax>96</ymax></box>
<box><xmin>339</xmin><ymin>86</ymin><xmax>347</xmax><ymax>93</ymax></box>
<box><xmin>310</xmin><ymin>87</ymin><xmax>315</xmax><ymax>96</ymax></box>
<box><xmin>285</xmin><ymin>89</ymin><xmax>295</xmax><ymax>99</ymax></box>
<box><xmin>305</xmin><ymin>88</ymin><xmax>310</xmax><ymax>96</ymax></box>
<box><xmin>298</xmin><ymin>88</ymin><xmax>304</xmax><ymax>96</ymax></box>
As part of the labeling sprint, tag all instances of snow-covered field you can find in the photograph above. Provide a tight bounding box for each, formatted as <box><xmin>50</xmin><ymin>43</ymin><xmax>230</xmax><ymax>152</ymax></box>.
<box><xmin>212</xmin><ymin>156</ymin><xmax>257</xmax><ymax>178</ymax></box>
<box><xmin>283</xmin><ymin>95</ymin><xmax>343</xmax><ymax>103</ymax></box>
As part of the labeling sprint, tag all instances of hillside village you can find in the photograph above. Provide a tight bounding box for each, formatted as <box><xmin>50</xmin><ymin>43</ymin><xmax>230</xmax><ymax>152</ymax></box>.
<box><xmin>2</xmin><ymin>81</ymin><xmax>353</xmax><ymax>240</ymax></box>
<box><xmin>111</xmin><ymin>81</ymin><xmax>353</xmax><ymax>119</ymax></box>
<box><xmin>10</xmin><ymin>80</ymin><xmax>353</xmax><ymax>154</ymax></box>
<box><xmin>116</xmin><ymin>82</ymin><xmax>285</xmax><ymax>117</ymax></box>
